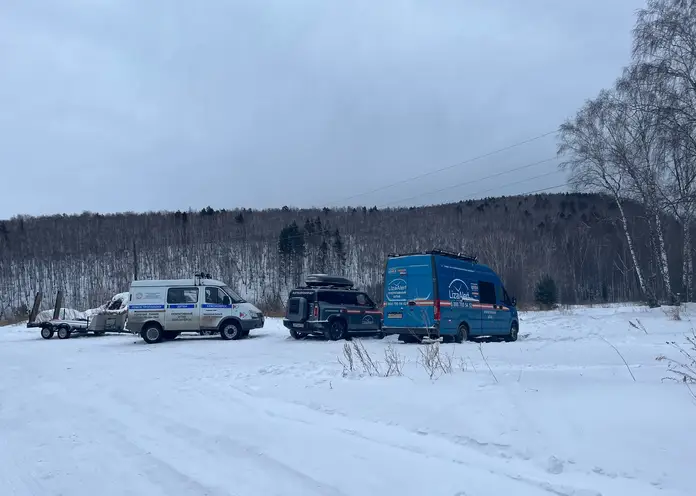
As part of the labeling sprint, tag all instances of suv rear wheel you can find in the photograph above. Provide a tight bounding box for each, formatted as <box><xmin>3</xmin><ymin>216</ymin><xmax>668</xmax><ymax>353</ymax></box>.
<box><xmin>327</xmin><ymin>319</ymin><xmax>346</xmax><ymax>341</ymax></box>
<box><xmin>289</xmin><ymin>329</ymin><xmax>305</xmax><ymax>340</ymax></box>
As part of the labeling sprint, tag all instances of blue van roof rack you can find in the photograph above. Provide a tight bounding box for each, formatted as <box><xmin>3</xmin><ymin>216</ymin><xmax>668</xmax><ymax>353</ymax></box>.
<box><xmin>388</xmin><ymin>249</ymin><xmax>478</xmax><ymax>264</ymax></box>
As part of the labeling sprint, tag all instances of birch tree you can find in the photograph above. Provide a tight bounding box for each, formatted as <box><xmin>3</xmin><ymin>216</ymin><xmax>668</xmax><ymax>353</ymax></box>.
<box><xmin>558</xmin><ymin>92</ymin><xmax>655</xmax><ymax>305</ymax></box>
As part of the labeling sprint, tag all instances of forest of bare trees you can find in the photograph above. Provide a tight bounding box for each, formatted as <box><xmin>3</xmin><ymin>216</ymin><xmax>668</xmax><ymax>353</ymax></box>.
<box><xmin>1</xmin><ymin>0</ymin><xmax>694</xmax><ymax>320</ymax></box>
<box><xmin>558</xmin><ymin>0</ymin><xmax>696</xmax><ymax>306</ymax></box>
<box><xmin>0</xmin><ymin>191</ymin><xmax>686</xmax><ymax>319</ymax></box>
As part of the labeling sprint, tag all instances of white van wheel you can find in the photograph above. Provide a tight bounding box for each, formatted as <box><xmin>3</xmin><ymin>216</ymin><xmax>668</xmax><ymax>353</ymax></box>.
<box><xmin>141</xmin><ymin>325</ymin><xmax>162</xmax><ymax>344</ymax></box>
<box><xmin>220</xmin><ymin>322</ymin><xmax>241</xmax><ymax>340</ymax></box>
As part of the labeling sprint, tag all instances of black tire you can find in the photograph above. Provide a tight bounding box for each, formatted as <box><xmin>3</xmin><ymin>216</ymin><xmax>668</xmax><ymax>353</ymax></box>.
<box><xmin>505</xmin><ymin>322</ymin><xmax>519</xmax><ymax>342</ymax></box>
<box><xmin>141</xmin><ymin>324</ymin><xmax>163</xmax><ymax>344</ymax></box>
<box><xmin>220</xmin><ymin>321</ymin><xmax>242</xmax><ymax>340</ymax></box>
<box><xmin>41</xmin><ymin>327</ymin><xmax>54</xmax><ymax>339</ymax></box>
<box><xmin>455</xmin><ymin>324</ymin><xmax>468</xmax><ymax>344</ymax></box>
<box><xmin>374</xmin><ymin>332</ymin><xmax>386</xmax><ymax>340</ymax></box>
<box><xmin>327</xmin><ymin>320</ymin><xmax>346</xmax><ymax>341</ymax></box>
<box><xmin>57</xmin><ymin>325</ymin><xmax>72</xmax><ymax>340</ymax></box>
<box><xmin>289</xmin><ymin>329</ymin><xmax>305</xmax><ymax>340</ymax></box>
<box><xmin>163</xmin><ymin>331</ymin><xmax>180</xmax><ymax>340</ymax></box>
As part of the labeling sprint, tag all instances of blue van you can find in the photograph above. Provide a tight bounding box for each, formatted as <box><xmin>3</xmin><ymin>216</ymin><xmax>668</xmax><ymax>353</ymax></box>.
<box><xmin>382</xmin><ymin>250</ymin><xmax>519</xmax><ymax>343</ymax></box>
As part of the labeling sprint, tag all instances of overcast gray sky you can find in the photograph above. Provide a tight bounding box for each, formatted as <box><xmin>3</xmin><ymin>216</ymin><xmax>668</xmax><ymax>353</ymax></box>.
<box><xmin>0</xmin><ymin>0</ymin><xmax>645</xmax><ymax>218</ymax></box>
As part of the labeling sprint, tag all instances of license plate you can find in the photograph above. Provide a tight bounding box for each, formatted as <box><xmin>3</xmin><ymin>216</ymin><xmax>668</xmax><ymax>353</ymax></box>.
<box><xmin>293</xmin><ymin>323</ymin><xmax>305</xmax><ymax>328</ymax></box>
<box><xmin>387</xmin><ymin>312</ymin><xmax>403</xmax><ymax>319</ymax></box>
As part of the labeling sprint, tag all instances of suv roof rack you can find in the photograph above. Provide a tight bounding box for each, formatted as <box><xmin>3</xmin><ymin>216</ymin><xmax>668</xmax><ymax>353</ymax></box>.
<box><xmin>304</xmin><ymin>274</ymin><xmax>355</xmax><ymax>289</ymax></box>
<box><xmin>388</xmin><ymin>249</ymin><xmax>478</xmax><ymax>264</ymax></box>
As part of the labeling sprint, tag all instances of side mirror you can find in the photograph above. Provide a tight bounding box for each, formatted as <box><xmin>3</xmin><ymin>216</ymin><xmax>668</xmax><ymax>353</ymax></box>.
<box><xmin>512</xmin><ymin>297</ymin><xmax>517</xmax><ymax>307</ymax></box>
<box><xmin>223</xmin><ymin>295</ymin><xmax>231</xmax><ymax>305</ymax></box>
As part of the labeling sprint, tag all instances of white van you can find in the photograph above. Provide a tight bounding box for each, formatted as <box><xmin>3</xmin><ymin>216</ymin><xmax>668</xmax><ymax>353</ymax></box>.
<box><xmin>126</xmin><ymin>274</ymin><xmax>264</xmax><ymax>343</ymax></box>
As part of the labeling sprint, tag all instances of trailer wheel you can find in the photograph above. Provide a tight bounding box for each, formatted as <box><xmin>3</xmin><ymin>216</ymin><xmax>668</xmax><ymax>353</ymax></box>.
<box><xmin>141</xmin><ymin>324</ymin><xmax>163</xmax><ymax>344</ymax></box>
<box><xmin>40</xmin><ymin>327</ymin><xmax>54</xmax><ymax>339</ymax></box>
<box><xmin>57</xmin><ymin>325</ymin><xmax>72</xmax><ymax>340</ymax></box>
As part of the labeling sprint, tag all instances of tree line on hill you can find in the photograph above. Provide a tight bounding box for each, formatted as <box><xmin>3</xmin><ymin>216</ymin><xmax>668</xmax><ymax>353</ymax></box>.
<box><xmin>0</xmin><ymin>191</ymin><xmax>686</xmax><ymax>319</ymax></box>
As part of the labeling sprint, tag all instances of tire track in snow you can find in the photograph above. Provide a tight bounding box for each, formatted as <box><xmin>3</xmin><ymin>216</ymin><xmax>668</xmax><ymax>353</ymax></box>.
<box><xmin>217</xmin><ymin>383</ymin><xmax>683</xmax><ymax>496</ymax></box>
<box><xmin>107</xmin><ymin>389</ymin><xmax>348</xmax><ymax>496</ymax></box>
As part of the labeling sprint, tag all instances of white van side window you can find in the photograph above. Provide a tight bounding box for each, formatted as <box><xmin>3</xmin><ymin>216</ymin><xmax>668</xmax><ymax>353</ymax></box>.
<box><xmin>167</xmin><ymin>287</ymin><xmax>199</xmax><ymax>304</ymax></box>
<box><xmin>205</xmin><ymin>287</ymin><xmax>226</xmax><ymax>304</ymax></box>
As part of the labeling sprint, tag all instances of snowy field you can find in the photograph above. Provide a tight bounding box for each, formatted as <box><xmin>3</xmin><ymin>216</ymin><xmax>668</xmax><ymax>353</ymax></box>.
<box><xmin>1</xmin><ymin>305</ymin><xmax>694</xmax><ymax>496</ymax></box>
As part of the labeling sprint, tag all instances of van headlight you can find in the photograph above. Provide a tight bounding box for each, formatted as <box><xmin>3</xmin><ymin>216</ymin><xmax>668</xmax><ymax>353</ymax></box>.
<box><xmin>252</xmin><ymin>311</ymin><xmax>263</xmax><ymax>319</ymax></box>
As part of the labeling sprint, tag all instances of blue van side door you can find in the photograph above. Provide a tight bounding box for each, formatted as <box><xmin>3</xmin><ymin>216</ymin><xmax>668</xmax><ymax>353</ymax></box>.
<box><xmin>477</xmin><ymin>280</ymin><xmax>505</xmax><ymax>335</ymax></box>
<box><xmin>495</xmin><ymin>283</ymin><xmax>513</xmax><ymax>334</ymax></box>
<box><xmin>477</xmin><ymin>280</ymin><xmax>510</xmax><ymax>335</ymax></box>
<box><xmin>435</xmin><ymin>260</ymin><xmax>482</xmax><ymax>336</ymax></box>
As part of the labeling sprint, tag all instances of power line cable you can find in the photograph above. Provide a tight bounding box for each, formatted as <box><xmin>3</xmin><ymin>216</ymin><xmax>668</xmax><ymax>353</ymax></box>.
<box><xmin>376</xmin><ymin>157</ymin><xmax>561</xmax><ymax>208</ymax></box>
<box><xmin>322</xmin><ymin>129</ymin><xmax>558</xmax><ymax>206</ymax></box>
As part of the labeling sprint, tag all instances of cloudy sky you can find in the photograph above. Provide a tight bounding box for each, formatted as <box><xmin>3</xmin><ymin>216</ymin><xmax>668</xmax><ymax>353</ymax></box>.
<box><xmin>0</xmin><ymin>0</ymin><xmax>645</xmax><ymax>218</ymax></box>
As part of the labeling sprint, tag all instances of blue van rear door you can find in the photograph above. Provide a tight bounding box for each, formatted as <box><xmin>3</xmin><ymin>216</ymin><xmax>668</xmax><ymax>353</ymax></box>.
<box><xmin>384</xmin><ymin>256</ymin><xmax>435</xmax><ymax>329</ymax></box>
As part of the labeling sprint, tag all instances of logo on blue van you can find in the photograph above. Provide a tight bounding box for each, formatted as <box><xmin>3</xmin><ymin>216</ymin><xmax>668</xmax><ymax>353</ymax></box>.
<box><xmin>386</xmin><ymin>278</ymin><xmax>407</xmax><ymax>301</ymax></box>
<box><xmin>448</xmin><ymin>279</ymin><xmax>478</xmax><ymax>302</ymax></box>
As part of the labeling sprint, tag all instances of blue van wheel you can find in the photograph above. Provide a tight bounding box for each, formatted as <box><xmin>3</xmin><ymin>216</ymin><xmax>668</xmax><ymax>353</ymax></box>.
<box><xmin>505</xmin><ymin>323</ymin><xmax>519</xmax><ymax>342</ymax></box>
<box><xmin>455</xmin><ymin>324</ymin><xmax>468</xmax><ymax>344</ymax></box>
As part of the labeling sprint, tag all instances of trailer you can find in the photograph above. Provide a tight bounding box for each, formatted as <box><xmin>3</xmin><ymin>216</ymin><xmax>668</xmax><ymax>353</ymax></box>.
<box><xmin>27</xmin><ymin>291</ymin><xmax>129</xmax><ymax>340</ymax></box>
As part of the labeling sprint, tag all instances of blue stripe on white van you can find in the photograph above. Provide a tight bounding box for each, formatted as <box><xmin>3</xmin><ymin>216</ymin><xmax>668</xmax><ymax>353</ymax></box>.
<box><xmin>129</xmin><ymin>304</ymin><xmax>165</xmax><ymax>310</ymax></box>
<box><xmin>168</xmin><ymin>304</ymin><xmax>196</xmax><ymax>309</ymax></box>
<box><xmin>201</xmin><ymin>304</ymin><xmax>232</xmax><ymax>309</ymax></box>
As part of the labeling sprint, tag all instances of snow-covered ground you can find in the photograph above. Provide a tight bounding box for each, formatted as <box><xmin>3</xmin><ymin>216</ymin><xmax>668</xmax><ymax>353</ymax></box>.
<box><xmin>1</xmin><ymin>305</ymin><xmax>694</xmax><ymax>496</ymax></box>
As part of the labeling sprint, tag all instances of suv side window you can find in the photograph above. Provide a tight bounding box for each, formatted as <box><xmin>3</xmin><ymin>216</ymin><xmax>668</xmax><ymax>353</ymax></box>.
<box><xmin>478</xmin><ymin>281</ymin><xmax>496</xmax><ymax>305</ymax></box>
<box><xmin>342</xmin><ymin>292</ymin><xmax>358</xmax><ymax>306</ymax></box>
<box><xmin>356</xmin><ymin>293</ymin><xmax>373</xmax><ymax>307</ymax></box>
<box><xmin>167</xmin><ymin>287</ymin><xmax>199</xmax><ymax>304</ymax></box>
<box><xmin>318</xmin><ymin>291</ymin><xmax>343</xmax><ymax>305</ymax></box>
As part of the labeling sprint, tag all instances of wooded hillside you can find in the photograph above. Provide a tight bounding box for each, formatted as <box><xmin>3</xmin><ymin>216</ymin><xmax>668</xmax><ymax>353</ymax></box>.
<box><xmin>0</xmin><ymin>192</ymin><xmax>684</xmax><ymax>318</ymax></box>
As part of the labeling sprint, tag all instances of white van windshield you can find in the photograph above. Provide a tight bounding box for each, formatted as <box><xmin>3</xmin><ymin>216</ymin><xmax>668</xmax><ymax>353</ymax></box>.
<box><xmin>222</xmin><ymin>286</ymin><xmax>245</xmax><ymax>303</ymax></box>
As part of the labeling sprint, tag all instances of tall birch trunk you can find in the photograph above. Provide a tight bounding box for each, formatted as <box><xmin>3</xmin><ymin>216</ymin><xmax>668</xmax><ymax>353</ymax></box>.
<box><xmin>615</xmin><ymin>196</ymin><xmax>652</xmax><ymax>303</ymax></box>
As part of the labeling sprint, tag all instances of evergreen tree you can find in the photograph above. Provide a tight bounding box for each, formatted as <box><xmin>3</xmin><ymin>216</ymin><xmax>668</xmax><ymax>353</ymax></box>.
<box><xmin>535</xmin><ymin>275</ymin><xmax>558</xmax><ymax>309</ymax></box>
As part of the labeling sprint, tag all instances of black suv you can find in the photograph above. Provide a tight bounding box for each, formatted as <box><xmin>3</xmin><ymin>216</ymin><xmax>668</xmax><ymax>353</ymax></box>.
<box><xmin>283</xmin><ymin>275</ymin><xmax>383</xmax><ymax>340</ymax></box>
